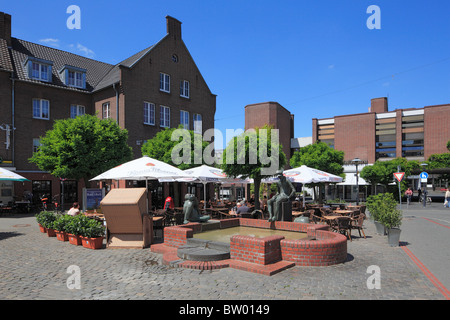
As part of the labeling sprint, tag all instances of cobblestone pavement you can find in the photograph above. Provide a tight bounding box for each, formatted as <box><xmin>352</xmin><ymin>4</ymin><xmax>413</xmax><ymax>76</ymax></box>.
<box><xmin>0</xmin><ymin>213</ymin><xmax>446</xmax><ymax>301</ymax></box>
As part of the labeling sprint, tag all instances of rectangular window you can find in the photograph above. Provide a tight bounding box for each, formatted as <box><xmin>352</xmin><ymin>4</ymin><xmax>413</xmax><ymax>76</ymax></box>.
<box><xmin>32</xmin><ymin>99</ymin><xmax>50</xmax><ymax>120</ymax></box>
<box><xmin>180</xmin><ymin>110</ymin><xmax>189</xmax><ymax>129</ymax></box>
<box><xmin>193</xmin><ymin>113</ymin><xmax>202</xmax><ymax>134</ymax></box>
<box><xmin>70</xmin><ymin>105</ymin><xmax>85</xmax><ymax>118</ymax></box>
<box><xmin>102</xmin><ymin>102</ymin><xmax>111</xmax><ymax>119</ymax></box>
<box><xmin>33</xmin><ymin>138</ymin><xmax>41</xmax><ymax>153</ymax></box>
<box><xmin>160</xmin><ymin>106</ymin><xmax>170</xmax><ymax>128</ymax></box>
<box><xmin>31</xmin><ymin>62</ymin><xmax>50</xmax><ymax>81</ymax></box>
<box><xmin>159</xmin><ymin>73</ymin><xmax>170</xmax><ymax>93</ymax></box>
<box><xmin>180</xmin><ymin>80</ymin><xmax>190</xmax><ymax>98</ymax></box>
<box><xmin>68</xmin><ymin>70</ymin><xmax>83</xmax><ymax>88</ymax></box>
<box><xmin>144</xmin><ymin>102</ymin><xmax>155</xmax><ymax>125</ymax></box>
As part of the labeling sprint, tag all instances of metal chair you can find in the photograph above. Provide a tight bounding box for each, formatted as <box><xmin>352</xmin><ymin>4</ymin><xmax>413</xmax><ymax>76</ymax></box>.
<box><xmin>334</xmin><ymin>216</ymin><xmax>352</xmax><ymax>241</ymax></box>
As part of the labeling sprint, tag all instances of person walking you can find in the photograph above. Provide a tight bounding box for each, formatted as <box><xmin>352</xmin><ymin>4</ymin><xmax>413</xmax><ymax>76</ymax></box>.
<box><xmin>445</xmin><ymin>188</ymin><xmax>450</xmax><ymax>208</ymax></box>
<box><xmin>405</xmin><ymin>187</ymin><xmax>413</xmax><ymax>206</ymax></box>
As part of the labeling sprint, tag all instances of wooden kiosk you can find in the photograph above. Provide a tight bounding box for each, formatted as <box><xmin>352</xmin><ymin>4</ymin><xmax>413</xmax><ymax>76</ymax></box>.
<box><xmin>100</xmin><ymin>188</ymin><xmax>153</xmax><ymax>249</ymax></box>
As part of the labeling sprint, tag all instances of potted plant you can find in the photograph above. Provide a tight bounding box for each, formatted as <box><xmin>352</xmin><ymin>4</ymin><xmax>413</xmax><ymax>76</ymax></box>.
<box><xmin>366</xmin><ymin>194</ymin><xmax>386</xmax><ymax>235</ymax></box>
<box><xmin>37</xmin><ymin>211</ymin><xmax>57</xmax><ymax>237</ymax></box>
<box><xmin>53</xmin><ymin>215</ymin><xmax>73</xmax><ymax>241</ymax></box>
<box><xmin>66</xmin><ymin>215</ymin><xmax>84</xmax><ymax>245</ymax></box>
<box><xmin>78</xmin><ymin>216</ymin><xmax>105</xmax><ymax>249</ymax></box>
<box><xmin>377</xmin><ymin>194</ymin><xmax>402</xmax><ymax>247</ymax></box>
<box><xmin>36</xmin><ymin>211</ymin><xmax>47</xmax><ymax>233</ymax></box>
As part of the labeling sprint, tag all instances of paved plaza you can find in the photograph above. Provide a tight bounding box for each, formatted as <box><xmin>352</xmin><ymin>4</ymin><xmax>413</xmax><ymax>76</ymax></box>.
<box><xmin>0</xmin><ymin>204</ymin><xmax>449</xmax><ymax>301</ymax></box>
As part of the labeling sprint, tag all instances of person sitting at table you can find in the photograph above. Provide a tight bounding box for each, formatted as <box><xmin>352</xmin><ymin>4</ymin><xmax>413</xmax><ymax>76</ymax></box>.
<box><xmin>236</xmin><ymin>201</ymin><xmax>251</xmax><ymax>216</ymax></box>
<box><xmin>67</xmin><ymin>202</ymin><xmax>80</xmax><ymax>216</ymax></box>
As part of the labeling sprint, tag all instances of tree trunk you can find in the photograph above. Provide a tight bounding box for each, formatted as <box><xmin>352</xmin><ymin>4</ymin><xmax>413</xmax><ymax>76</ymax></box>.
<box><xmin>253</xmin><ymin>175</ymin><xmax>261</xmax><ymax>210</ymax></box>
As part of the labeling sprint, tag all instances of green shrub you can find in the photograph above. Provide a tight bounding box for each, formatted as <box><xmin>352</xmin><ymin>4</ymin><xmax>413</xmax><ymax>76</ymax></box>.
<box><xmin>66</xmin><ymin>215</ymin><xmax>105</xmax><ymax>238</ymax></box>
<box><xmin>53</xmin><ymin>214</ymin><xmax>74</xmax><ymax>232</ymax></box>
<box><xmin>36</xmin><ymin>211</ymin><xmax>57</xmax><ymax>229</ymax></box>
<box><xmin>367</xmin><ymin>193</ymin><xmax>402</xmax><ymax>228</ymax></box>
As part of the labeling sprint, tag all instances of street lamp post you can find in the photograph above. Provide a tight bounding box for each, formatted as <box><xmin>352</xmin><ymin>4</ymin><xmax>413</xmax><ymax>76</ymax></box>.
<box><xmin>352</xmin><ymin>158</ymin><xmax>363</xmax><ymax>205</ymax></box>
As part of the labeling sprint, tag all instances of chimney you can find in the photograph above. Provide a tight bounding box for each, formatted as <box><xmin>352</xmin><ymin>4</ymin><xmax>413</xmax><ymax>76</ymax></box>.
<box><xmin>166</xmin><ymin>16</ymin><xmax>182</xmax><ymax>40</ymax></box>
<box><xmin>370</xmin><ymin>97</ymin><xmax>388</xmax><ymax>113</ymax></box>
<box><xmin>0</xmin><ymin>12</ymin><xmax>12</xmax><ymax>47</ymax></box>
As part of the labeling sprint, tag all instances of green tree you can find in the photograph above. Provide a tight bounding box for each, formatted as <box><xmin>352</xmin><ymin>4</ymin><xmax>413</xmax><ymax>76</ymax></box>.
<box><xmin>29</xmin><ymin>115</ymin><xmax>133</xmax><ymax>187</ymax></box>
<box><xmin>221</xmin><ymin>125</ymin><xmax>286</xmax><ymax>210</ymax></box>
<box><xmin>141</xmin><ymin>126</ymin><xmax>210</xmax><ymax>170</ymax></box>
<box><xmin>290</xmin><ymin>141</ymin><xmax>344</xmax><ymax>202</ymax></box>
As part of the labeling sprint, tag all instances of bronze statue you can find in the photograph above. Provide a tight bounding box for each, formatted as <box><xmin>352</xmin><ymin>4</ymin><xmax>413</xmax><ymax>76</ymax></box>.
<box><xmin>183</xmin><ymin>194</ymin><xmax>210</xmax><ymax>224</ymax></box>
<box><xmin>267</xmin><ymin>170</ymin><xmax>296</xmax><ymax>222</ymax></box>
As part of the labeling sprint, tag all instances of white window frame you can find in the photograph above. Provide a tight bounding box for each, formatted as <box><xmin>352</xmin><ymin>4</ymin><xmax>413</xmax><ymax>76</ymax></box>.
<box><xmin>68</xmin><ymin>70</ymin><xmax>84</xmax><ymax>88</ymax></box>
<box><xmin>32</xmin><ymin>99</ymin><xmax>50</xmax><ymax>120</ymax></box>
<box><xmin>102</xmin><ymin>102</ymin><xmax>111</xmax><ymax>119</ymax></box>
<box><xmin>159</xmin><ymin>73</ymin><xmax>170</xmax><ymax>93</ymax></box>
<box><xmin>180</xmin><ymin>110</ymin><xmax>189</xmax><ymax>129</ymax></box>
<box><xmin>193</xmin><ymin>113</ymin><xmax>202</xmax><ymax>134</ymax></box>
<box><xmin>144</xmin><ymin>102</ymin><xmax>155</xmax><ymax>125</ymax></box>
<box><xmin>160</xmin><ymin>106</ymin><xmax>170</xmax><ymax>128</ymax></box>
<box><xmin>70</xmin><ymin>105</ymin><xmax>85</xmax><ymax>118</ymax></box>
<box><xmin>33</xmin><ymin>138</ymin><xmax>41</xmax><ymax>153</ymax></box>
<box><xmin>180</xmin><ymin>80</ymin><xmax>190</xmax><ymax>98</ymax></box>
<box><xmin>31</xmin><ymin>62</ymin><xmax>50</xmax><ymax>81</ymax></box>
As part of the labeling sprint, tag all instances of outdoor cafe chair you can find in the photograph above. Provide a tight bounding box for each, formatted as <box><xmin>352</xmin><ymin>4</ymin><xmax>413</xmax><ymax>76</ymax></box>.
<box><xmin>351</xmin><ymin>214</ymin><xmax>366</xmax><ymax>239</ymax></box>
<box><xmin>333</xmin><ymin>216</ymin><xmax>352</xmax><ymax>241</ymax></box>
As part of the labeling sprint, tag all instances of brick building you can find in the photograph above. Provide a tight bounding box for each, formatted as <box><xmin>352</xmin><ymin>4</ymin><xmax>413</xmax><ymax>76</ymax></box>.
<box><xmin>244</xmin><ymin>101</ymin><xmax>294</xmax><ymax>167</ymax></box>
<box><xmin>313</xmin><ymin>97</ymin><xmax>450</xmax><ymax>163</ymax></box>
<box><xmin>313</xmin><ymin>97</ymin><xmax>450</xmax><ymax>200</ymax></box>
<box><xmin>0</xmin><ymin>12</ymin><xmax>216</xmax><ymax>208</ymax></box>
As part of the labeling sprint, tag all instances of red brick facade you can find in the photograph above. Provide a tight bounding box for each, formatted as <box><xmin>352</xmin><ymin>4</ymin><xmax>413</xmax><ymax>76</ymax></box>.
<box><xmin>0</xmin><ymin>12</ymin><xmax>216</xmax><ymax>208</ymax></box>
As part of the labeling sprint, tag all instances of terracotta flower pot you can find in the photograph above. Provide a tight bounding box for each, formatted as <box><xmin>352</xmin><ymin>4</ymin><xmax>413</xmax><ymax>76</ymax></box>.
<box><xmin>46</xmin><ymin>228</ymin><xmax>56</xmax><ymax>237</ymax></box>
<box><xmin>68</xmin><ymin>234</ymin><xmax>82</xmax><ymax>246</ymax></box>
<box><xmin>38</xmin><ymin>224</ymin><xmax>47</xmax><ymax>233</ymax></box>
<box><xmin>81</xmin><ymin>236</ymin><xmax>104</xmax><ymax>249</ymax></box>
<box><xmin>55</xmin><ymin>230</ymin><xmax>69</xmax><ymax>241</ymax></box>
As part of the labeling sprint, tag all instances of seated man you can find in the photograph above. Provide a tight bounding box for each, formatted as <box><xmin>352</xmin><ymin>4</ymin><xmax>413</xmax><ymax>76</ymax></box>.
<box><xmin>236</xmin><ymin>201</ymin><xmax>251</xmax><ymax>216</ymax></box>
<box><xmin>267</xmin><ymin>170</ymin><xmax>296</xmax><ymax>222</ymax></box>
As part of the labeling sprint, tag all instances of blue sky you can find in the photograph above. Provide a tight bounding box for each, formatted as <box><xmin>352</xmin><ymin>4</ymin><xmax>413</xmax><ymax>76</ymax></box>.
<box><xmin>3</xmin><ymin>1</ymin><xmax>450</xmax><ymax>149</ymax></box>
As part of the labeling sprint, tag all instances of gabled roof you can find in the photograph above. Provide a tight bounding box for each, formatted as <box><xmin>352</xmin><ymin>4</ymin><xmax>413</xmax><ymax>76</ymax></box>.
<box><xmin>9</xmin><ymin>38</ymin><xmax>115</xmax><ymax>92</ymax></box>
<box><xmin>0</xmin><ymin>38</ymin><xmax>13</xmax><ymax>72</ymax></box>
<box><xmin>93</xmin><ymin>44</ymin><xmax>154</xmax><ymax>92</ymax></box>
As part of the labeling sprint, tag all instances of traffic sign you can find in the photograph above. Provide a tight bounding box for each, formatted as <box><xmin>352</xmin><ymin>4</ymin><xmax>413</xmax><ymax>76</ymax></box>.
<box><xmin>420</xmin><ymin>172</ymin><xmax>428</xmax><ymax>179</ymax></box>
<box><xmin>393</xmin><ymin>172</ymin><xmax>405</xmax><ymax>182</ymax></box>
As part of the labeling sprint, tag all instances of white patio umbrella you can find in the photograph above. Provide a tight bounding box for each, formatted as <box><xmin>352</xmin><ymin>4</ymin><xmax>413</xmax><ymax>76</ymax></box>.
<box><xmin>263</xmin><ymin>165</ymin><xmax>343</xmax><ymax>207</ymax></box>
<box><xmin>90</xmin><ymin>156</ymin><xmax>186</xmax><ymax>182</ymax></box>
<box><xmin>179</xmin><ymin>165</ymin><xmax>231</xmax><ymax>207</ymax></box>
<box><xmin>0</xmin><ymin>167</ymin><xmax>29</xmax><ymax>181</ymax></box>
<box><xmin>90</xmin><ymin>156</ymin><xmax>188</xmax><ymax>212</ymax></box>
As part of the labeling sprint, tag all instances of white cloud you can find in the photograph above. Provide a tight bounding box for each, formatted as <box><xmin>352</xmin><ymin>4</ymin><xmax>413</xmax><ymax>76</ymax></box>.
<box><xmin>75</xmin><ymin>43</ymin><xmax>95</xmax><ymax>58</ymax></box>
<box><xmin>39</xmin><ymin>38</ymin><xmax>60</xmax><ymax>48</ymax></box>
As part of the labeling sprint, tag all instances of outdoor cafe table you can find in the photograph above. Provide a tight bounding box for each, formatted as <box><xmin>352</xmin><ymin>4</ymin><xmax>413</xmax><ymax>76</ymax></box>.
<box><xmin>333</xmin><ymin>210</ymin><xmax>354</xmax><ymax>215</ymax></box>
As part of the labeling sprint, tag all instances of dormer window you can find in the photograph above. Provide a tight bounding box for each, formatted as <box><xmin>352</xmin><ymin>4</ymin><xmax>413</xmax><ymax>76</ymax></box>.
<box><xmin>24</xmin><ymin>57</ymin><xmax>53</xmax><ymax>82</ymax></box>
<box><xmin>59</xmin><ymin>65</ymin><xmax>86</xmax><ymax>89</ymax></box>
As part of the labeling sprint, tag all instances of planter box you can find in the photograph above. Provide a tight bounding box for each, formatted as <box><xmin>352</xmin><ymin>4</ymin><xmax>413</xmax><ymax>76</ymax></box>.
<box><xmin>81</xmin><ymin>236</ymin><xmax>104</xmax><ymax>249</ymax></box>
<box><xmin>387</xmin><ymin>228</ymin><xmax>401</xmax><ymax>247</ymax></box>
<box><xmin>68</xmin><ymin>234</ymin><xmax>82</xmax><ymax>246</ymax></box>
<box><xmin>46</xmin><ymin>228</ymin><xmax>56</xmax><ymax>237</ymax></box>
<box><xmin>55</xmin><ymin>231</ymin><xmax>69</xmax><ymax>242</ymax></box>
<box><xmin>374</xmin><ymin>221</ymin><xmax>386</xmax><ymax>235</ymax></box>
<box><xmin>38</xmin><ymin>224</ymin><xmax>47</xmax><ymax>233</ymax></box>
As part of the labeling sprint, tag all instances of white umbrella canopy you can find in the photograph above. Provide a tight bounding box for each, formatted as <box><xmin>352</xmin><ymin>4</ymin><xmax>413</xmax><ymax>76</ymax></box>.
<box><xmin>90</xmin><ymin>156</ymin><xmax>186</xmax><ymax>181</ymax></box>
<box><xmin>179</xmin><ymin>165</ymin><xmax>231</xmax><ymax>205</ymax></box>
<box><xmin>263</xmin><ymin>165</ymin><xmax>343</xmax><ymax>184</ymax></box>
<box><xmin>0</xmin><ymin>167</ymin><xmax>29</xmax><ymax>181</ymax></box>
